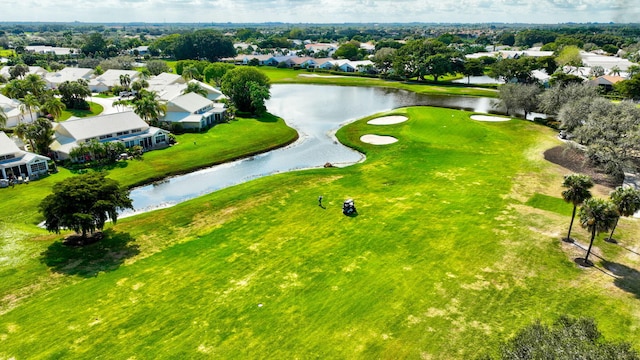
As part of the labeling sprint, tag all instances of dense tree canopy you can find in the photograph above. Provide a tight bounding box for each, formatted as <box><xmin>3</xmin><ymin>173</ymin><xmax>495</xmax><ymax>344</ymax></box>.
<box><xmin>496</xmin><ymin>316</ymin><xmax>639</xmax><ymax>360</ymax></box>
<box><xmin>39</xmin><ymin>172</ymin><xmax>134</xmax><ymax>239</ymax></box>
<box><xmin>393</xmin><ymin>39</ymin><xmax>460</xmax><ymax>81</ymax></box>
<box><xmin>220</xmin><ymin>67</ymin><xmax>270</xmax><ymax>115</ymax></box>
<box><xmin>155</xmin><ymin>29</ymin><xmax>236</xmax><ymax>61</ymax></box>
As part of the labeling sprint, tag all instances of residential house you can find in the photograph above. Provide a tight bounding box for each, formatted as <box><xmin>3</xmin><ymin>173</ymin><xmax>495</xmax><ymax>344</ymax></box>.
<box><xmin>162</xmin><ymin>92</ymin><xmax>226</xmax><ymax>131</ymax></box>
<box><xmin>304</xmin><ymin>43</ymin><xmax>338</xmax><ymax>57</ymax></box>
<box><xmin>129</xmin><ymin>46</ymin><xmax>149</xmax><ymax>56</ymax></box>
<box><xmin>286</xmin><ymin>57</ymin><xmax>318</xmax><ymax>69</ymax></box>
<box><xmin>0</xmin><ymin>66</ymin><xmax>47</xmax><ymax>81</ymax></box>
<box><xmin>44</xmin><ymin>67</ymin><xmax>94</xmax><ymax>89</ymax></box>
<box><xmin>187</xmin><ymin>80</ymin><xmax>225</xmax><ymax>101</ymax></box>
<box><xmin>590</xmin><ymin>75</ymin><xmax>626</xmax><ymax>91</ymax></box>
<box><xmin>25</xmin><ymin>45</ymin><xmax>79</xmax><ymax>56</ymax></box>
<box><xmin>0</xmin><ymin>131</ymin><xmax>49</xmax><ymax>180</ymax></box>
<box><xmin>50</xmin><ymin>111</ymin><xmax>170</xmax><ymax>160</ymax></box>
<box><xmin>88</xmin><ymin>69</ymin><xmax>140</xmax><ymax>93</ymax></box>
<box><xmin>0</xmin><ymin>94</ymin><xmax>35</xmax><ymax>128</ymax></box>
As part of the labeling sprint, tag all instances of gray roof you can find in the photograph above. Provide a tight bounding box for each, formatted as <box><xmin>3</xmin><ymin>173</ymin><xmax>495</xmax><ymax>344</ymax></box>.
<box><xmin>168</xmin><ymin>92</ymin><xmax>213</xmax><ymax>113</ymax></box>
<box><xmin>56</xmin><ymin>111</ymin><xmax>149</xmax><ymax>142</ymax></box>
<box><xmin>0</xmin><ymin>131</ymin><xmax>20</xmax><ymax>156</ymax></box>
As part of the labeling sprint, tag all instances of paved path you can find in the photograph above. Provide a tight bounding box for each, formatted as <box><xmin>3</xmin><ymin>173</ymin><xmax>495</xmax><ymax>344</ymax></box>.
<box><xmin>67</xmin><ymin>95</ymin><xmax>131</xmax><ymax>121</ymax></box>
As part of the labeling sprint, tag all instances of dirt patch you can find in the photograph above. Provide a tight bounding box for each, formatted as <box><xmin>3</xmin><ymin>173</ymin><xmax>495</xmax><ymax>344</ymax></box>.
<box><xmin>63</xmin><ymin>232</ymin><xmax>105</xmax><ymax>246</ymax></box>
<box><xmin>543</xmin><ymin>145</ymin><xmax>620</xmax><ymax>188</ymax></box>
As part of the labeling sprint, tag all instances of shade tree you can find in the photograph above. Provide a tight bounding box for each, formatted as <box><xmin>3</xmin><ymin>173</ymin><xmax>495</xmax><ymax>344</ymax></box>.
<box><xmin>39</xmin><ymin>172</ymin><xmax>133</xmax><ymax>241</ymax></box>
<box><xmin>220</xmin><ymin>67</ymin><xmax>270</xmax><ymax>115</ymax></box>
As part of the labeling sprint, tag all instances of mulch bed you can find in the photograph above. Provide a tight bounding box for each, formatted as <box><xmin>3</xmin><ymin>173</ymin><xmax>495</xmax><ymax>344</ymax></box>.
<box><xmin>63</xmin><ymin>232</ymin><xmax>105</xmax><ymax>247</ymax></box>
<box><xmin>543</xmin><ymin>145</ymin><xmax>620</xmax><ymax>188</ymax></box>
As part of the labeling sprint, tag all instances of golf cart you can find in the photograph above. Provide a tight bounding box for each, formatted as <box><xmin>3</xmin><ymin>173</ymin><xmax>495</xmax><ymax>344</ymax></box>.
<box><xmin>342</xmin><ymin>199</ymin><xmax>357</xmax><ymax>215</ymax></box>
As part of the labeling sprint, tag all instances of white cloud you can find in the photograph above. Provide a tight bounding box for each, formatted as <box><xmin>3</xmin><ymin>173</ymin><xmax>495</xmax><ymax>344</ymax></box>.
<box><xmin>0</xmin><ymin>0</ymin><xmax>635</xmax><ymax>23</ymax></box>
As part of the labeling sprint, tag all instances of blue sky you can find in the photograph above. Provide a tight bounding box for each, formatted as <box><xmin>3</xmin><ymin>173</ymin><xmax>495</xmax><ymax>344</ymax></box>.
<box><xmin>1</xmin><ymin>0</ymin><xmax>638</xmax><ymax>24</ymax></box>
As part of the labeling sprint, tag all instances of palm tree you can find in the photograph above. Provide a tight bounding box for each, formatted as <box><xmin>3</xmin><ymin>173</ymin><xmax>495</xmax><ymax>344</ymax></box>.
<box><xmin>579</xmin><ymin>198</ymin><xmax>618</xmax><ymax>265</ymax></box>
<box><xmin>561</xmin><ymin>174</ymin><xmax>594</xmax><ymax>242</ymax></box>
<box><xmin>24</xmin><ymin>73</ymin><xmax>47</xmax><ymax>98</ymax></box>
<box><xmin>0</xmin><ymin>107</ymin><xmax>7</xmax><ymax>128</ymax></box>
<box><xmin>14</xmin><ymin>122</ymin><xmax>35</xmax><ymax>152</ymax></box>
<box><xmin>131</xmin><ymin>79</ymin><xmax>149</xmax><ymax>99</ymax></box>
<box><xmin>181</xmin><ymin>66</ymin><xmax>200</xmax><ymax>81</ymax></box>
<box><xmin>40</xmin><ymin>96</ymin><xmax>66</xmax><ymax>121</ymax></box>
<box><xmin>182</xmin><ymin>81</ymin><xmax>208</xmax><ymax>97</ymax></box>
<box><xmin>19</xmin><ymin>94</ymin><xmax>40</xmax><ymax>123</ymax></box>
<box><xmin>133</xmin><ymin>90</ymin><xmax>166</xmax><ymax>125</ymax></box>
<box><xmin>119</xmin><ymin>74</ymin><xmax>131</xmax><ymax>89</ymax></box>
<box><xmin>607</xmin><ymin>186</ymin><xmax>640</xmax><ymax>242</ymax></box>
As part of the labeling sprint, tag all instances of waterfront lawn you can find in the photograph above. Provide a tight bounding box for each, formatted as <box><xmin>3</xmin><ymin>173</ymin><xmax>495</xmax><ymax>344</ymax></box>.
<box><xmin>260</xmin><ymin>67</ymin><xmax>499</xmax><ymax>98</ymax></box>
<box><xmin>1</xmin><ymin>107</ymin><xmax>639</xmax><ymax>359</ymax></box>
<box><xmin>58</xmin><ymin>102</ymin><xmax>104</xmax><ymax>121</ymax></box>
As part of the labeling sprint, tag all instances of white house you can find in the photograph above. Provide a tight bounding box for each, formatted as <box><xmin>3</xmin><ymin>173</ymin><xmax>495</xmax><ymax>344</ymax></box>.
<box><xmin>44</xmin><ymin>67</ymin><xmax>94</xmax><ymax>89</ymax></box>
<box><xmin>0</xmin><ymin>94</ymin><xmax>36</xmax><ymax>128</ymax></box>
<box><xmin>0</xmin><ymin>131</ymin><xmax>49</xmax><ymax>181</ymax></box>
<box><xmin>0</xmin><ymin>66</ymin><xmax>47</xmax><ymax>81</ymax></box>
<box><xmin>162</xmin><ymin>92</ymin><xmax>226</xmax><ymax>131</ymax></box>
<box><xmin>88</xmin><ymin>69</ymin><xmax>140</xmax><ymax>93</ymax></box>
<box><xmin>25</xmin><ymin>45</ymin><xmax>79</xmax><ymax>56</ymax></box>
<box><xmin>187</xmin><ymin>80</ymin><xmax>225</xmax><ymax>102</ymax></box>
<box><xmin>50</xmin><ymin>111</ymin><xmax>170</xmax><ymax>160</ymax></box>
<box><xmin>147</xmin><ymin>74</ymin><xmax>225</xmax><ymax>103</ymax></box>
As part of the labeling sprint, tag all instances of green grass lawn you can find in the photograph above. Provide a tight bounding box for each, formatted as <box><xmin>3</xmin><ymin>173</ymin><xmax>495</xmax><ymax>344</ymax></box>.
<box><xmin>58</xmin><ymin>102</ymin><xmax>104</xmax><ymax>122</ymax></box>
<box><xmin>1</xmin><ymin>107</ymin><xmax>639</xmax><ymax>359</ymax></box>
<box><xmin>261</xmin><ymin>67</ymin><xmax>499</xmax><ymax>98</ymax></box>
<box><xmin>0</xmin><ymin>48</ymin><xmax>14</xmax><ymax>57</ymax></box>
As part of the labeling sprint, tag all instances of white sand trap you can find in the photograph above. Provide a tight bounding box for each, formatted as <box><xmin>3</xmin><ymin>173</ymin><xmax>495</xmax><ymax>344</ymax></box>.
<box><xmin>470</xmin><ymin>115</ymin><xmax>511</xmax><ymax>122</ymax></box>
<box><xmin>367</xmin><ymin>115</ymin><xmax>408</xmax><ymax>125</ymax></box>
<box><xmin>360</xmin><ymin>134</ymin><xmax>398</xmax><ymax>145</ymax></box>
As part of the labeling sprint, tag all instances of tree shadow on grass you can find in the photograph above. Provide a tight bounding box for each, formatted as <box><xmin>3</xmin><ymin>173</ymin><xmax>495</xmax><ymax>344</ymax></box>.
<box><xmin>40</xmin><ymin>229</ymin><xmax>139</xmax><ymax>278</ymax></box>
<box><xmin>602</xmin><ymin>260</ymin><xmax>640</xmax><ymax>299</ymax></box>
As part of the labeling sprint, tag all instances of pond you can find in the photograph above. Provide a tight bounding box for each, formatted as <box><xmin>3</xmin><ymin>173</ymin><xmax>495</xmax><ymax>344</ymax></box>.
<box><xmin>122</xmin><ymin>84</ymin><xmax>501</xmax><ymax>217</ymax></box>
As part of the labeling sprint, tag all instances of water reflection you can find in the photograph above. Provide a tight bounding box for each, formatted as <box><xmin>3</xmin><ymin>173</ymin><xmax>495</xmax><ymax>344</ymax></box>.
<box><xmin>123</xmin><ymin>84</ymin><xmax>500</xmax><ymax>217</ymax></box>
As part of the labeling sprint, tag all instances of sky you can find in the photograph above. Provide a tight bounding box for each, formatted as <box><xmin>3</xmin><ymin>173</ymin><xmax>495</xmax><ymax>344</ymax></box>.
<box><xmin>1</xmin><ymin>0</ymin><xmax>639</xmax><ymax>24</ymax></box>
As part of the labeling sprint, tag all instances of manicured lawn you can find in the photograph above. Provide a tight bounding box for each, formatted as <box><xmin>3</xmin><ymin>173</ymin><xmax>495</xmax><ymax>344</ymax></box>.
<box><xmin>0</xmin><ymin>48</ymin><xmax>14</xmax><ymax>57</ymax></box>
<box><xmin>260</xmin><ymin>67</ymin><xmax>499</xmax><ymax>97</ymax></box>
<box><xmin>58</xmin><ymin>102</ymin><xmax>104</xmax><ymax>122</ymax></box>
<box><xmin>1</xmin><ymin>107</ymin><xmax>639</xmax><ymax>359</ymax></box>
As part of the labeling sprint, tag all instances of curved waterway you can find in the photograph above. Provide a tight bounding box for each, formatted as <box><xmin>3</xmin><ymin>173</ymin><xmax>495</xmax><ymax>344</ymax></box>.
<box><xmin>122</xmin><ymin>84</ymin><xmax>499</xmax><ymax>217</ymax></box>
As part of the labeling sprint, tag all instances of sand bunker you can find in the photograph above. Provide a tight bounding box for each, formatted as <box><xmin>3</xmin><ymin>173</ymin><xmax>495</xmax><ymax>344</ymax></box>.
<box><xmin>367</xmin><ymin>115</ymin><xmax>408</xmax><ymax>125</ymax></box>
<box><xmin>470</xmin><ymin>115</ymin><xmax>511</xmax><ymax>122</ymax></box>
<box><xmin>360</xmin><ymin>134</ymin><xmax>398</xmax><ymax>145</ymax></box>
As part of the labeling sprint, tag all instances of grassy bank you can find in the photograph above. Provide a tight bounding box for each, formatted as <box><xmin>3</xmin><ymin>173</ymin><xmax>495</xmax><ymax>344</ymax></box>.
<box><xmin>58</xmin><ymin>101</ymin><xmax>104</xmax><ymax>121</ymax></box>
<box><xmin>1</xmin><ymin>106</ymin><xmax>639</xmax><ymax>359</ymax></box>
<box><xmin>261</xmin><ymin>67</ymin><xmax>499</xmax><ymax>97</ymax></box>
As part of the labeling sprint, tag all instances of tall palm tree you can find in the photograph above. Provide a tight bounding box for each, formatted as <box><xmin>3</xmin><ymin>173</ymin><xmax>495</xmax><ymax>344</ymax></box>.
<box><xmin>131</xmin><ymin>79</ymin><xmax>149</xmax><ymax>99</ymax></box>
<box><xmin>24</xmin><ymin>73</ymin><xmax>47</xmax><ymax>98</ymax></box>
<box><xmin>0</xmin><ymin>107</ymin><xmax>7</xmax><ymax>128</ymax></box>
<box><xmin>561</xmin><ymin>174</ymin><xmax>594</xmax><ymax>242</ymax></box>
<box><xmin>133</xmin><ymin>91</ymin><xmax>166</xmax><ymax>125</ymax></box>
<box><xmin>182</xmin><ymin>81</ymin><xmax>208</xmax><ymax>97</ymax></box>
<box><xmin>19</xmin><ymin>94</ymin><xmax>40</xmax><ymax>123</ymax></box>
<box><xmin>40</xmin><ymin>96</ymin><xmax>66</xmax><ymax>121</ymax></box>
<box><xmin>579</xmin><ymin>198</ymin><xmax>618</xmax><ymax>265</ymax></box>
<box><xmin>119</xmin><ymin>74</ymin><xmax>131</xmax><ymax>89</ymax></box>
<box><xmin>607</xmin><ymin>186</ymin><xmax>640</xmax><ymax>242</ymax></box>
<box><xmin>181</xmin><ymin>66</ymin><xmax>200</xmax><ymax>81</ymax></box>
